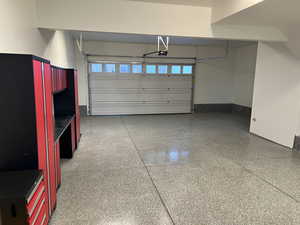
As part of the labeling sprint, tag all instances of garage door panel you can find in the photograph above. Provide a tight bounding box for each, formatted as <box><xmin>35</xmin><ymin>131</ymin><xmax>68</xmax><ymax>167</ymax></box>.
<box><xmin>90</xmin><ymin>88</ymin><xmax>191</xmax><ymax>95</ymax></box>
<box><xmin>90</xmin><ymin>93</ymin><xmax>192</xmax><ymax>102</ymax></box>
<box><xmin>90</xmin><ymin>102</ymin><xmax>191</xmax><ymax>115</ymax></box>
<box><xmin>89</xmin><ymin>63</ymin><xmax>193</xmax><ymax>115</ymax></box>
<box><xmin>89</xmin><ymin>79</ymin><xmax>192</xmax><ymax>89</ymax></box>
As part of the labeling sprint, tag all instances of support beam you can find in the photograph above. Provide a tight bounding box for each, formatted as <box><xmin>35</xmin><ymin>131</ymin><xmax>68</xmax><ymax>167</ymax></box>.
<box><xmin>36</xmin><ymin>0</ymin><xmax>285</xmax><ymax>42</ymax></box>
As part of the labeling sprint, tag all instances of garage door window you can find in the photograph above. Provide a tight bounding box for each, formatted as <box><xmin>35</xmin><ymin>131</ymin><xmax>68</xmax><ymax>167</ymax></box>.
<box><xmin>89</xmin><ymin>62</ymin><xmax>193</xmax><ymax>75</ymax></box>
<box><xmin>104</xmin><ymin>64</ymin><xmax>116</xmax><ymax>73</ymax></box>
<box><xmin>182</xmin><ymin>65</ymin><xmax>193</xmax><ymax>74</ymax></box>
<box><xmin>158</xmin><ymin>65</ymin><xmax>168</xmax><ymax>74</ymax></box>
<box><xmin>146</xmin><ymin>65</ymin><xmax>156</xmax><ymax>74</ymax></box>
<box><xmin>90</xmin><ymin>63</ymin><xmax>102</xmax><ymax>72</ymax></box>
<box><xmin>132</xmin><ymin>64</ymin><xmax>143</xmax><ymax>73</ymax></box>
<box><xmin>120</xmin><ymin>64</ymin><xmax>131</xmax><ymax>73</ymax></box>
<box><xmin>171</xmin><ymin>65</ymin><xmax>181</xmax><ymax>74</ymax></box>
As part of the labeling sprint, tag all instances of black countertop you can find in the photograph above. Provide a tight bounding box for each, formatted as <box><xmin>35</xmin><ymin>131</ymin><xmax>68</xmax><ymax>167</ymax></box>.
<box><xmin>55</xmin><ymin>115</ymin><xmax>75</xmax><ymax>142</ymax></box>
<box><xmin>0</xmin><ymin>170</ymin><xmax>42</xmax><ymax>202</ymax></box>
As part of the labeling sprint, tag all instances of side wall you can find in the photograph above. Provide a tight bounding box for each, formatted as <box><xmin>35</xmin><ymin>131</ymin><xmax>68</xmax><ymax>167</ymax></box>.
<box><xmin>0</xmin><ymin>0</ymin><xmax>75</xmax><ymax>68</ymax></box>
<box><xmin>194</xmin><ymin>43</ymin><xmax>257</xmax><ymax>112</ymax></box>
<box><xmin>250</xmin><ymin>42</ymin><xmax>300</xmax><ymax>148</ymax></box>
<box><xmin>232</xmin><ymin>44</ymin><xmax>257</xmax><ymax>107</ymax></box>
<box><xmin>194</xmin><ymin>54</ymin><xmax>234</xmax><ymax>105</ymax></box>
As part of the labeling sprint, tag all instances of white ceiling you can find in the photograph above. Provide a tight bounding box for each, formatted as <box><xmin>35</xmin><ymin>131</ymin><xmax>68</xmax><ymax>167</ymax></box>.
<box><xmin>72</xmin><ymin>31</ymin><xmax>255</xmax><ymax>47</ymax></box>
<box><xmin>127</xmin><ymin>0</ymin><xmax>212</xmax><ymax>7</ymax></box>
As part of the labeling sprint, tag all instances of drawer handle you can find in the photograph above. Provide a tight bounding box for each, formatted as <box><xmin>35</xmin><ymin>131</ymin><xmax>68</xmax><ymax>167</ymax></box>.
<box><xmin>28</xmin><ymin>186</ymin><xmax>45</xmax><ymax>217</ymax></box>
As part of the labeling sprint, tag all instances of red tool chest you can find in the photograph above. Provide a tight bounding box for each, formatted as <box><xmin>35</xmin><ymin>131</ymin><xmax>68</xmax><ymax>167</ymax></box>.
<box><xmin>0</xmin><ymin>171</ymin><xmax>48</xmax><ymax>225</ymax></box>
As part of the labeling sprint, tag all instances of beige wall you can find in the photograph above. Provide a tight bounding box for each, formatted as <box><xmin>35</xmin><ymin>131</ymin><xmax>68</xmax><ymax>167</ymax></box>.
<box><xmin>75</xmin><ymin>42</ymin><xmax>89</xmax><ymax>106</ymax></box>
<box><xmin>194</xmin><ymin>55</ymin><xmax>234</xmax><ymax>104</ymax></box>
<box><xmin>232</xmin><ymin>44</ymin><xmax>257</xmax><ymax>107</ymax></box>
<box><xmin>0</xmin><ymin>0</ymin><xmax>75</xmax><ymax>68</ymax></box>
<box><xmin>42</xmin><ymin>30</ymin><xmax>75</xmax><ymax>68</ymax></box>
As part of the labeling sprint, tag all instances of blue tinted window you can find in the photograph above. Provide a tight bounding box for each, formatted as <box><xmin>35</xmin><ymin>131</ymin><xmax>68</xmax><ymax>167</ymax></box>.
<box><xmin>104</xmin><ymin>64</ymin><xmax>116</xmax><ymax>73</ymax></box>
<box><xmin>182</xmin><ymin>65</ymin><xmax>193</xmax><ymax>74</ymax></box>
<box><xmin>171</xmin><ymin>65</ymin><xmax>181</xmax><ymax>74</ymax></box>
<box><xmin>120</xmin><ymin>64</ymin><xmax>130</xmax><ymax>73</ymax></box>
<box><xmin>146</xmin><ymin>65</ymin><xmax>156</xmax><ymax>74</ymax></box>
<box><xmin>132</xmin><ymin>64</ymin><xmax>142</xmax><ymax>73</ymax></box>
<box><xmin>91</xmin><ymin>63</ymin><xmax>102</xmax><ymax>72</ymax></box>
<box><xmin>158</xmin><ymin>65</ymin><xmax>168</xmax><ymax>74</ymax></box>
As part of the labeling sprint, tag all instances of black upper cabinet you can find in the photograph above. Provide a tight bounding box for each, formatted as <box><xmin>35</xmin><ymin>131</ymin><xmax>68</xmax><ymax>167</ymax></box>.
<box><xmin>0</xmin><ymin>54</ymin><xmax>43</xmax><ymax>170</ymax></box>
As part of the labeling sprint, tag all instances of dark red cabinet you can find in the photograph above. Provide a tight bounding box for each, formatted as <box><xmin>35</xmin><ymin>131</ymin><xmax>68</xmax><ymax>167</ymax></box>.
<box><xmin>32</xmin><ymin>60</ymin><xmax>51</xmax><ymax>221</ymax></box>
<box><xmin>51</xmin><ymin>67</ymin><xmax>56</xmax><ymax>93</ymax></box>
<box><xmin>52</xmin><ymin>67</ymin><xmax>67</xmax><ymax>93</ymax></box>
<box><xmin>43</xmin><ymin>63</ymin><xmax>57</xmax><ymax>212</ymax></box>
<box><xmin>33</xmin><ymin>59</ymin><xmax>57</xmax><ymax>215</ymax></box>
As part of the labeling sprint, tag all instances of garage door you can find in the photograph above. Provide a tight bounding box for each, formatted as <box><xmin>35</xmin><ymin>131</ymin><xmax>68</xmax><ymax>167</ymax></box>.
<box><xmin>88</xmin><ymin>62</ymin><xmax>194</xmax><ymax>115</ymax></box>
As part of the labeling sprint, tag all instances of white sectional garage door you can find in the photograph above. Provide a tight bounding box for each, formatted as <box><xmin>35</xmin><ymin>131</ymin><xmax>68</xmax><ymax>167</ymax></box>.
<box><xmin>88</xmin><ymin>62</ymin><xmax>193</xmax><ymax>115</ymax></box>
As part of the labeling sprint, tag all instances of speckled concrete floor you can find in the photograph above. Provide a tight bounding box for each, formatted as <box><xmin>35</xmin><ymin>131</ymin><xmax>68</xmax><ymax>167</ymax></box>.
<box><xmin>50</xmin><ymin>113</ymin><xmax>300</xmax><ymax>225</ymax></box>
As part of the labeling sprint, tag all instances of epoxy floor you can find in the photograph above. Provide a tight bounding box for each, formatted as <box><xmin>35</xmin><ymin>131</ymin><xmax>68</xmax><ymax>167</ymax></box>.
<box><xmin>50</xmin><ymin>113</ymin><xmax>300</xmax><ymax>225</ymax></box>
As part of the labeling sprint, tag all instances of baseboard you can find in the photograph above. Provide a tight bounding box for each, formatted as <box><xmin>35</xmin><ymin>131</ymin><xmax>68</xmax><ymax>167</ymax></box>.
<box><xmin>194</xmin><ymin>104</ymin><xmax>252</xmax><ymax>117</ymax></box>
<box><xmin>232</xmin><ymin>104</ymin><xmax>252</xmax><ymax>117</ymax></box>
<box><xmin>194</xmin><ymin>104</ymin><xmax>233</xmax><ymax>113</ymax></box>
<box><xmin>79</xmin><ymin>105</ymin><xmax>88</xmax><ymax>117</ymax></box>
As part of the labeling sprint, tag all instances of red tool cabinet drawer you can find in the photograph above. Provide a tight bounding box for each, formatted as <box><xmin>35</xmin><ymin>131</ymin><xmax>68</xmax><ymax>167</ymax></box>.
<box><xmin>29</xmin><ymin>199</ymin><xmax>46</xmax><ymax>225</ymax></box>
<box><xmin>28</xmin><ymin>192</ymin><xmax>46</xmax><ymax>225</ymax></box>
<box><xmin>26</xmin><ymin>175</ymin><xmax>45</xmax><ymax>217</ymax></box>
